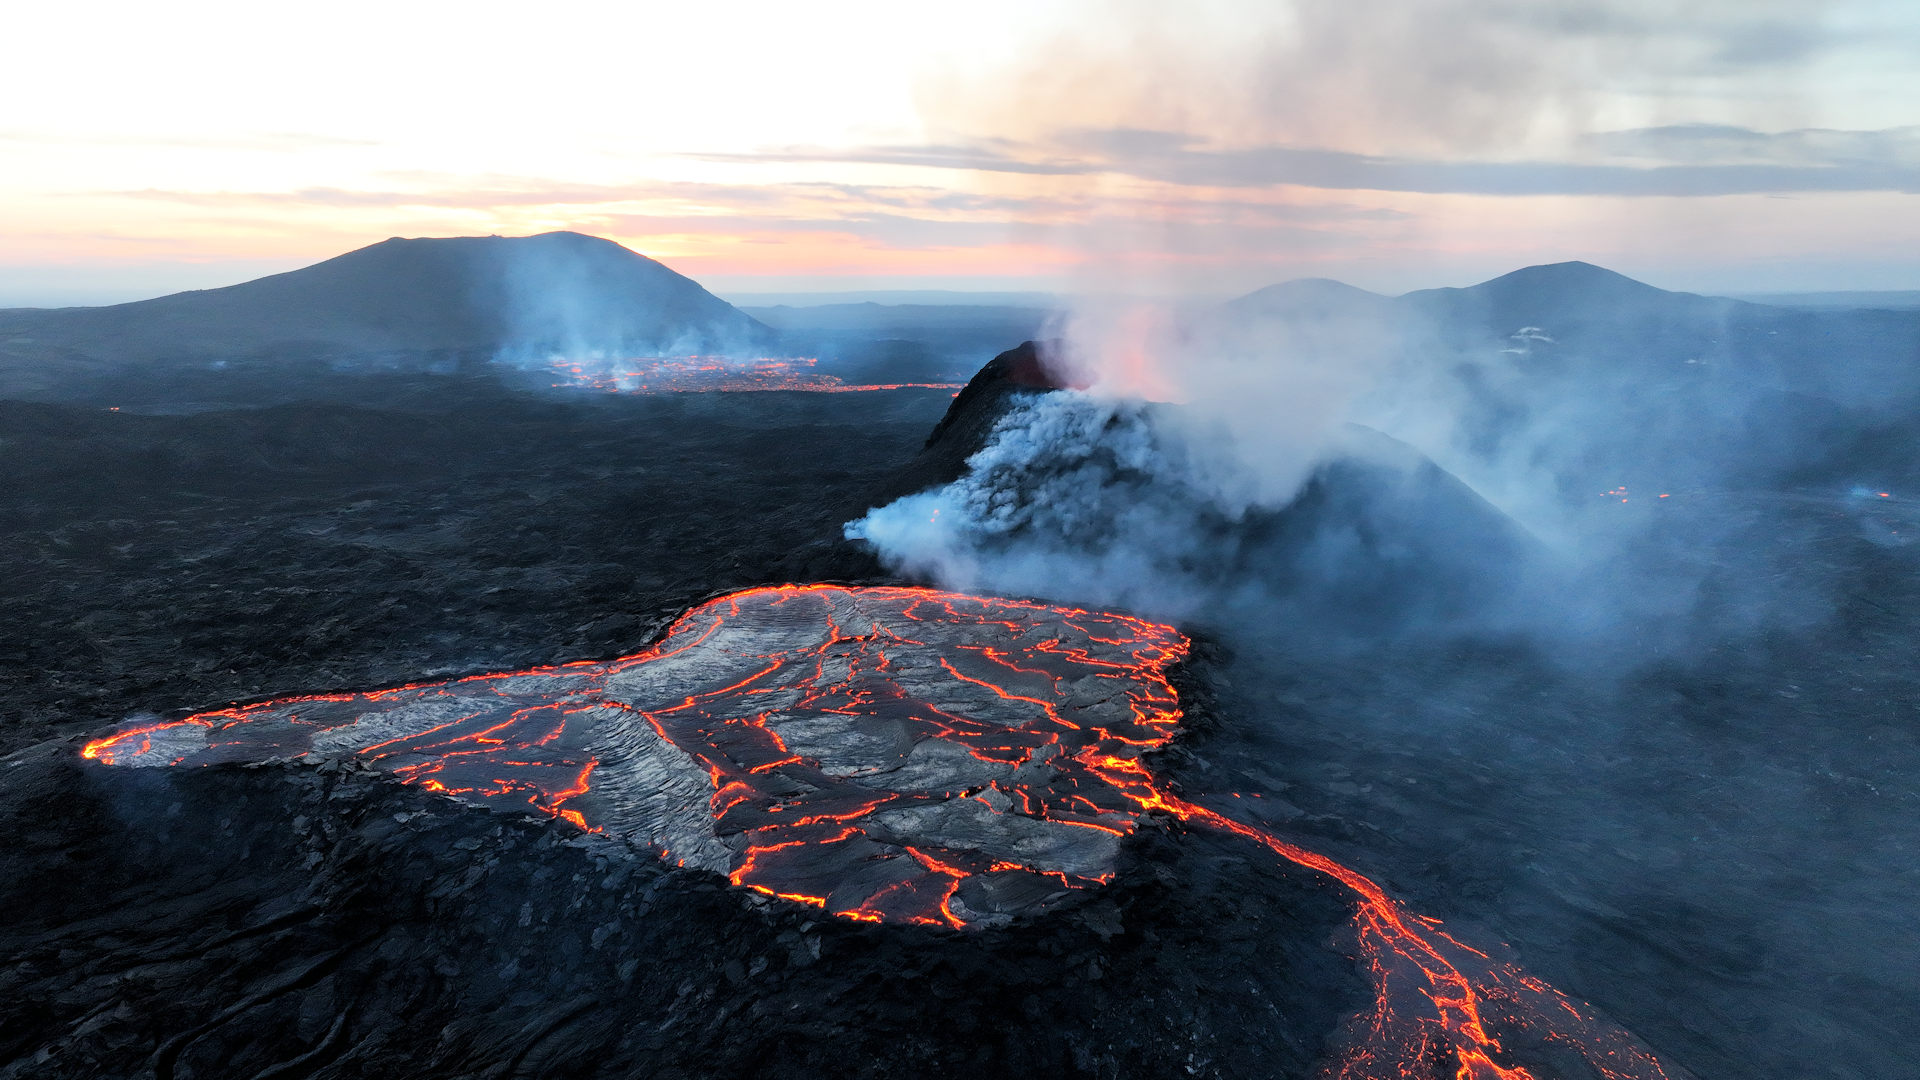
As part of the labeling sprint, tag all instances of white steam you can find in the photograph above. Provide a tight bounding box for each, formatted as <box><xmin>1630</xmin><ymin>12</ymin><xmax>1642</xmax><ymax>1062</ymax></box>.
<box><xmin>1043</xmin><ymin>297</ymin><xmax>1395</xmax><ymax>506</ymax></box>
<box><xmin>848</xmin><ymin>392</ymin><xmax>1236</xmax><ymax>616</ymax></box>
<box><xmin>846</xmin><ymin>283</ymin><xmax>1856</xmax><ymax>654</ymax></box>
<box><xmin>846</xmin><ymin>297</ymin><xmax>1407</xmax><ymax>621</ymax></box>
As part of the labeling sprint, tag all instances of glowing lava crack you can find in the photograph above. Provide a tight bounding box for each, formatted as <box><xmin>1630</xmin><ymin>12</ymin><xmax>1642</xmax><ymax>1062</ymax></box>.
<box><xmin>85</xmin><ymin>586</ymin><xmax>1185</xmax><ymax>926</ymax></box>
<box><xmin>84</xmin><ymin>585</ymin><xmax>1684</xmax><ymax>1080</ymax></box>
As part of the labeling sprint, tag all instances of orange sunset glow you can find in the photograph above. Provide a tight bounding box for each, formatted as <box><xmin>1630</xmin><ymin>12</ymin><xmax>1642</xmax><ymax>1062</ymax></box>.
<box><xmin>4</xmin><ymin>1</ymin><xmax>1918</xmax><ymax>305</ymax></box>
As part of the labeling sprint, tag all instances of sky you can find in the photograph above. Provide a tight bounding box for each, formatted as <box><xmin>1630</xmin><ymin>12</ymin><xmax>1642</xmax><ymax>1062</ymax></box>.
<box><xmin>3</xmin><ymin>0</ymin><xmax>1918</xmax><ymax>306</ymax></box>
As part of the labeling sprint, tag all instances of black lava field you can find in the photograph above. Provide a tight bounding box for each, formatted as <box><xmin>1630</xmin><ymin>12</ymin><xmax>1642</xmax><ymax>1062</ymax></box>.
<box><xmin>4</xmin><ymin>352</ymin><xmax>1919</xmax><ymax>1080</ymax></box>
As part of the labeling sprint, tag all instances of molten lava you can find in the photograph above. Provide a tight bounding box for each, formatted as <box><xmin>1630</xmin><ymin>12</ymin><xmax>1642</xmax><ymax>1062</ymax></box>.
<box><xmin>84</xmin><ymin>584</ymin><xmax>1683</xmax><ymax>1080</ymax></box>
<box><xmin>546</xmin><ymin>355</ymin><xmax>964</xmax><ymax>394</ymax></box>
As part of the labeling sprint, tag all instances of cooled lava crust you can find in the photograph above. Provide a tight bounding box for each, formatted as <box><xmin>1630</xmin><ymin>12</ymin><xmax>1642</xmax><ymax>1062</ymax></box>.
<box><xmin>84</xmin><ymin>584</ymin><xmax>1188</xmax><ymax>929</ymax></box>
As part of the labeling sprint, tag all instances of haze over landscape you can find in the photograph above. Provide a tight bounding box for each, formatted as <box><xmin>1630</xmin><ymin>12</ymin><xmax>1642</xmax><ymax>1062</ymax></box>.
<box><xmin>4</xmin><ymin>4</ymin><xmax>1920</xmax><ymax>1080</ymax></box>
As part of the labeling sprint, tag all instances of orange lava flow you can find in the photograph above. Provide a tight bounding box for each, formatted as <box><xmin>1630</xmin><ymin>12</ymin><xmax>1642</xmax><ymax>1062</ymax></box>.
<box><xmin>544</xmin><ymin>355</ymin><xmax>964</xmax><ymax>395</ymax></box>
<box><xmin>81</xmin><ymin>584</ymin><xmax>1682</xmax><ymax>1080</ymax></box>
<box><xmin>1150</xmin><ymin>788</ymin><xmax>1680</xmax><ymax>1080</ymax></box>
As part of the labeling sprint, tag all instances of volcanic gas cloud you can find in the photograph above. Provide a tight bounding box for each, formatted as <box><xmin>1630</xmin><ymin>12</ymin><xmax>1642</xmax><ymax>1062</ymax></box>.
<box><xmin>85</xmin><ymin>584</ymin><xmax>1684</xmax><ymax>1079</ymax></box>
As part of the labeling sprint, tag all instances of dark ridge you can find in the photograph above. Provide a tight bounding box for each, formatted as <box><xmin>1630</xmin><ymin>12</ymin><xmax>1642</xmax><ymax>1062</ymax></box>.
<box><xmin>1396</xmin><ymin>259</ymin><xmax>1737</xmax><ymax>329</ymax></box>
<box><xmin>1397</xmin><ymin>260</ymin><xmax>1656</xmax><ymax>309</ymax></box>
<box><xmin>924</xmin><ymin>340</ymin><xmax>1061</xmax><ymax>443</ymax></box>
<box><xmin>1238</xmin><ymin>425</ymin><xmax>1543</xmax><ymax>632</ymax></box>
<box><xmin>866</xmin><ymin>340</ymin><xmax>1064</xmax><ymax>504</ymax></box>
<box><xmin>1472</xmin><ymin>259</ymin><xmax>1665</xmax><ymax>295</ymax></box>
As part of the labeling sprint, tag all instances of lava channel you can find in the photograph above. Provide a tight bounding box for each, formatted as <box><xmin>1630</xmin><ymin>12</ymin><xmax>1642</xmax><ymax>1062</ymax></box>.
<box><xmin>84</xmin><ymin>584</ymin><xmax>1686</xmax><ymax>1080</ymax></box>
<box><xmin>546</xmin><ymin>355</ymin><xmax>964</xmax><ymax>394</ymax></box>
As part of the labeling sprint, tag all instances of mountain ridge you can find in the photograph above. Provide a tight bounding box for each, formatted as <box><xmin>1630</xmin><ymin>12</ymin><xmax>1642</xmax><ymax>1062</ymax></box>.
<box><xmin>0</xmin><ymin>232</ymin><xmax>773</xmax><ymax>372</ymax></box>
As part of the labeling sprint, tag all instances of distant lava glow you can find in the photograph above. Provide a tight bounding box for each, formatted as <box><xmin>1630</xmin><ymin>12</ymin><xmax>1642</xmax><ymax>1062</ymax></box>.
<box><xmin>546</xmin><ymin>355</ymin><xmax>963</xmax><ymax>394</ymax></box>
<box><xmin>83</xmin><ymin>585</ymin><xmax>1682</xmax><ymax>1080</ymax></box>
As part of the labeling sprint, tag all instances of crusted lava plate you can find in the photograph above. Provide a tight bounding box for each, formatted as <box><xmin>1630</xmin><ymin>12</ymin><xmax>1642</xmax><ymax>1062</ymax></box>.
<box><xmin>84</xmin><ymin>584</ymin><xmax>1189</xmax><ymax>929</ymax></box>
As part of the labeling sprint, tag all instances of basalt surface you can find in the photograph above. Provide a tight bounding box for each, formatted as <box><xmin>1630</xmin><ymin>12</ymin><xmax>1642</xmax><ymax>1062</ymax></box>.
<box><xmin>6</xmin><ymin>369</ymin><xmax>1920</xmax><ymax>1079</ymax></box>
<box><xmin>0</xmin><ymin>386</ymin><xmax>1365</xmax><ymax>1080</ymax></box>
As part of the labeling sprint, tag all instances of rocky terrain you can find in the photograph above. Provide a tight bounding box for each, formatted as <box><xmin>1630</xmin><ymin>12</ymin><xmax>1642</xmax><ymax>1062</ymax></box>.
<box><xmin>0</xmin><ymin>370</ymin><xmax>1380</xmax><ymax>1079</ymax></box>
<box><xmin>4</xmin><ymin>253</ymin><xmax>1919</xmax><ymax>1077</ymax></box>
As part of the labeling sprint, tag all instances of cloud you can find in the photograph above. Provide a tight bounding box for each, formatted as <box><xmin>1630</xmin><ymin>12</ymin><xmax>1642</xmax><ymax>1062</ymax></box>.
<box><xmin>1492</xmin><ymin>3</ymin><xmax>1868</xmax><ymax>67</ymax></box>
<box><xmin>1097</xmin><ymin>136</ymin><xmax>1920</xmax><ymax>196</ymax></box>
<box><xmin>721</xmin><ymin>127</ymin><xmax>1920</xmax><ymax>197</ymax></box>
<box><xmin>95</xmin><ymin>175</ymin><xmax>1404</xmax><ymax>259</ymax></box>
<box><xmin>692</xmin><ymin>141</ymin><xmax>1092</xmax><ymax>177</ymax></box>
<box><xmin>911</xmin><ymin>0</ymin><xmax>1899</xmax><ymax>161</ymax></box>
<box><xmin>871</xmin><ymin>0</ymin><xmax>1920</xmax><ymax>204</ymax></box>
<box><xmin>0</xmin><ymin>130</ymin><xmax>379</xmax><ymax>151</ymax></box>
<box><xmin>1584</xmin><ymin>124</ymin><xmax>1920</xmax><ymax>167</ymax></box>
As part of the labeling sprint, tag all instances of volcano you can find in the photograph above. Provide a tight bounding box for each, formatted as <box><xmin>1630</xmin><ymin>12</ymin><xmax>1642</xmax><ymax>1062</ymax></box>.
<box><xmin>860</xmin><ymin>341</ymin><xmax>1538</xmax><ymax>631</ymax></box>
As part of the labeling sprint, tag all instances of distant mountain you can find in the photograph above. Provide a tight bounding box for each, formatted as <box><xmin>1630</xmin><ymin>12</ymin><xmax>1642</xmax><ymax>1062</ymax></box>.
<box><xmin>1400</xmin><ymin>261</ymin><xmax>1688</xmax><ymax>319</ymax></box>
<box><xmin>0</xmin><ymin>233</ymin><xmax>774</xmax><ymax>397</ymax></box>
<box><xmin>1227</xmin><ymin>261</ymin><xmax>1920</xmax><ymax>494</ymax></box>
<box><xmin>1234</xmin><ymin>261</ymin><xmax>1726</xmax><ymax>331</ymax></box>
<box><xmin>1732</xmin><ymin>290</ymin><xmax>1920</xmax><ymax>311</ymax></box>
<box><xmin>1232</xmin><ymin>261</ymin><xmax>1920</xmax><ymax>409</ymax></box>
<box><xmin>1226</xmin><ymin>278</ymin><xmax>1395</xmax><ymax>321</ymax></box>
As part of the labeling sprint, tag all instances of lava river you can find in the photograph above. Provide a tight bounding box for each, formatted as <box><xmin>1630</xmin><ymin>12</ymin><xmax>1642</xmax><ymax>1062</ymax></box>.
<box><xmin>546</xmin><ymin>355</ymin><xmax>964</xmax><ymax>394</ymax></box>
<box><xmin>83</xmin><ymin>584</ymin><xmax>1685</xmax><ymax>1080</ymax></box>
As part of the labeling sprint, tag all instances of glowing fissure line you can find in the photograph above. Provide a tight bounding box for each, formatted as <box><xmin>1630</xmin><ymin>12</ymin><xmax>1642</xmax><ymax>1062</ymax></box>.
<box><xmin>356</xmin><ymin>712</ymin><xmax>492</xmax><ymax>756</ymax></box>
<box><xmin>936</xmin><ymin>657</ymin><xmax>1071</xmax><ymax>728</ymax></box>
<box><xmin>959</xmin><ymin>645</ymin><xmax>1060</xmax><ymax>680</ymax></box>
<box><xmin>543</xmin><ymin>354</ymin><xmax>966</xmax><ymax>397</ymax></box>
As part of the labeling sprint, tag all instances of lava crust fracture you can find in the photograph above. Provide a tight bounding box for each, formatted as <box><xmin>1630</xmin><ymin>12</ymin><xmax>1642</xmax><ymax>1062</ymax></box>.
<box><xmin>84</xmin><ymin>584</ymin><xmax>1188</xmax><ymax>928</ymax></box>
<box><xmin>84</xmin><ymin>584</ymin><xmax>1687</xmax><ymax>1079</ymax></box>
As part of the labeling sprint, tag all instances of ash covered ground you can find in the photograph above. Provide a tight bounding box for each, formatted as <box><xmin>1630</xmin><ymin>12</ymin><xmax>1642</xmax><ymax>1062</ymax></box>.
<box><xmin>4</xmin><ymin>284</ymin><xmax>1920</xmax><ymax>1077</ymax></box>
